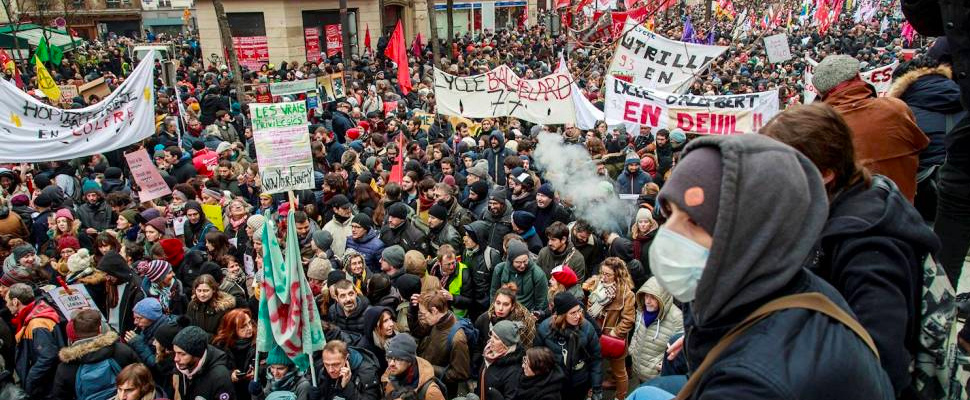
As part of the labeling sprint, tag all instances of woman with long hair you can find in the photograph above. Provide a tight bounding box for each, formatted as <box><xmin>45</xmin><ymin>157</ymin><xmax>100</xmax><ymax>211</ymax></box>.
<box><xmin>360</xmin><ymin>306</ymin><xmax>398</xmax><ymax>372</ymax></box>
<box><xmin>140</xmin><ymin>217</ymin><xmax>168</xmax><ymax>258</ymax></box>
<box><xmin>534</xmin><ymin>292</ymin><xmax>602</xmax><ymax>400</ymax></box>
<box><xmin>352</xmin><ymin>180</ymin><xmax>381</xmax><ymax>217</ymax></box>
<box><xmin>44</xmin><ymin>208</ymin><xmax>93</xmax><ymax>258</ymax></box>
<box><xmin>205</xmin><ymin>231</ymin><xmax>232</xmax><ymax>261</ymax></box>
<box><xmin>137</xmin><ymin>258</ymin><xmax>187</xmax><ymax>315</ymax></box>
<box><xmin>115</xmin><ymin>363</ymin><xmax>165</xmax><ymax>400</ymax></box>
<box><xmin>212</xmin><ymin>308</ymin><xmax>257</xmax><ymax>400</ymax></box>
<box><xmin>224</xmin><ymin>198</ymin><xmax>253</xmax><ymax>258</ymax></box>
<box><xmin>218</xmin><ymin>254</ymin><xmax>248</xmax><ymax>305</ymax></box>
<box><xmin>186</xmin><ymin>273</ymin><xmax>238</xmax><ymax>334</ymax></box>
<box><xmin>94</xmin><ymin>231</ymin><xmax>121</xmax><ymax>266</ymax></box>
<box><xmin>630</xmin><ymin>208</ymin><xmax>658</xmax><ymax>268</ymax></box>
<box><xmin>473</xmin><ymin>284</ymin><xmax>536</xmax><ymax>370</ymax></box>
<box><xmin>581</xmin><ymin>256</ymin><xmax>635</xmax><ymax>400</ymax></box>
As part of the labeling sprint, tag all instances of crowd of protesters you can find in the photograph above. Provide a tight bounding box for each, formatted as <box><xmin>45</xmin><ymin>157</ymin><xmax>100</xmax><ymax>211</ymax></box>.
<box><xmin>0</xmin><ymin>0</ymin><xmax>965</xmax><ymax>398</ymax></box>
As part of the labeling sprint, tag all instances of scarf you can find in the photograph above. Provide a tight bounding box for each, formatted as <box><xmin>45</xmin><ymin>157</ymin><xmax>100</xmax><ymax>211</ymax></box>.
<box><xmin>267</xmin><ymin>369</ymin><xmax>299</xmax><ymax>392</ymax></box>
<box><xmin>641</xmin><ymin>309</ymin><xmax>659</xmax><ymax>329</ymax></box>
<box><xmin>11</xmin><ymin>301</ymin><xmax>36</xmax><ymax>332</ymax></box>
<box><xmin>417</xmin><ymin>194</ymin><xmax>435</xmax><ymax>213</ymax></box>
<box><xmin>105</xmin><ymin>281</ymin><xmax>120</xmax><ymax>309</ymax></box>
<box><xmin>176</xmin><ymin>350</ymin><xmax>208</xmax><ymax>379</ymax></box>
<box><xmin>588</xmin><ymin>280</ymin><xmax>616</xmax><ymax>319</ymax></box>
<box><xmin>150</xmin><ymin>280</ymin><xmax>176</xmax><ymax>312</ymax></box>
<box><xmin>229</xmin><ymin>215</ymin><xmax>248</xmax><ymax>229</ymax></box>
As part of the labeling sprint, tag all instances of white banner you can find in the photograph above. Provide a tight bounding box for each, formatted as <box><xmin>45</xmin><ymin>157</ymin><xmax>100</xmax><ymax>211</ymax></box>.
<box><xmin>803</xmin><ymin>57</ymin><xmax>898</xmax><ymax>103</ymax></box>
<box><xmin>270</xmin><ymin>78</ymin><xmax>317</xmax><ymax>96</ymax></box>
<box><xmin>608</xmin><ymin>19</ymin><xmax>727</xmax><ymax>92</ymax></box>
<box><xmin>0</xmin><ymin>51</ymin><xmax>156</xmax><ymax>162</ymax></box>
<box><xmin>433</xmin><ymin>65</ymin><xmax>578</xmax><ymax>125</ymax></box>
<box><xmin>250</xmin><ymin>101</ymin><xmax>313</xmax><ymax>194</ymax></box>
<box><xmin>763</xmin><ymin>33</ymin><xmax>792</xmax><ymax>64</ymax></box>
<box><xmin>605</xmin><ymin>76</ymin><xmax>779</xmax><ymax>135</ymax></box>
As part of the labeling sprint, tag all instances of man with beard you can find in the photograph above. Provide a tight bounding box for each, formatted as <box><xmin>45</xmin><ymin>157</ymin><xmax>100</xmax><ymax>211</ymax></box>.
<box><xmin>321</xmin><ymin>126</ymin><xmax>346</xmax><ymax>166</ymax></box>
<box><xmin>437</xmin><ymin>158</ymin><xmax>466</xmax><ymax>190</ymax></box>
<box><xmin>654</xmin><ymin>130</ymin><xmax>674</xmax><ymax>186</ymax></box>
<box><xmin>571</xmin><ymin>220</ymin><xmax>606</xmax><ymax>276</ymax></box>
<box><xmin>427</xmin><ymin>204</ymin><xmax>462</xmax><ymax>254</ymax></box>
<box><xmin>212</xmin><ymin>160</ymin><xmax>242</xmax><ymax>197</ymax></box>
<box><xmin>171</xmin><ymin>326</ymin><xmax>235</xmax><ymax>400</ymax></box>
<box><xmin>294</xmin><ymin>211</ymin><xmax>320</xmax><ymax>250</ymax></box>
<box><xmin>332</xmin><ymin>101</ymin><xmax>357</xmax><ymax>144</ymax></box>
<box><xmin>76</xmin><ymin>181</ymin><xmax>114</xmax><ymax>235</ymax></box>
<box><xmin>433</xmin><ymin>183</ymin><xmax>473</xmax><ymax>231</ymax></box>
<box><xmin>430</xmin><ymin>245</ymin><xmax>474</xmax><ymax>318</ymax></box>
<box><xmin>534</xmin><ymin>183</ymin><xmax>572</xmax><ymax>245</ymax></box>
<box><xmin>616</xmin><ymin>152</ymin><xmax>652</xmax><ymax>195</ymax></box>
<box><xmin>537</xmin><ymin>222</ymin><xmax>586</xmax><ymax>281</ymax></box>
<box><xmin>380</xmin><ymin>203</ymin><xmax>430</xmax><ymax>254</ymax></box>
<box><xmin>507</xmin><ymin>168</ymin><xmax>537</xmax><ymax>214</ymax></box>
<box><xmin>323</xmin><ymin>194</ymin><xmax>354</xmax><ymax>258</ymax></box>
<box><xmin>482</xmin><ymin>189</ymin><xmax>514</xmax><ymax>253</ymax></box>
<box><xmin>205</xmin><ymin>110</ymin><xmax>240</xmax><ymax>144</ymax></box>
<box><xmin>329</xmin><ymin>279</ymin><xmax>373</xmax><ymax>336</ymax></box>
<box><xmin>483</xmin><ymin>131</ymin><xmax>510</xmax><ymax>186</ymax></box>
<box><xmin>461</xmin><ymin>220</ymin><xmax>502</xmax><ymax>319</ymax></box>
<box><xmin>381</xmin><ymin>334</ymin><xmax>446</xmax><ymax>400</ymax></box>
<box><xmin>463</xmin><ymin>180</ymin><xmax>490</xmax><ymax>219</ymax></box>
<box><xmin>164</xmin><ymin>146</ymin><xmax>198</xmax><ymax>183</ymax></box>
<box><xmin>346</xmin><ymin>213</ymin><xmax>385</xmax><ymax>273</ymax></box>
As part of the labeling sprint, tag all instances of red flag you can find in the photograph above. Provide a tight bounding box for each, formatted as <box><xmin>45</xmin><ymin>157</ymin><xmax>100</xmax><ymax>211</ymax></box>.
<box><xmin>389</xmin><ymin>133</ymin><xmax>406</xmax><ymax>184</ymax></box>
<box><xmin>412</xmin><ymin>32</ymin><xmax>423</xmax><ymax>59</ymax></box>
<box><xmin>364</xmin><ymin>24</ymin><xmax>372</xmax><ymax>51</ymax></box>
<box><xmin>0</xmin><ymin>50</ymin><xmax>23</xmax><ymax>88</ymax></box>
<box><xmin>385</xmin><ymin>20</ymin><xmax>412</xmax><ymax>95</ymax></box>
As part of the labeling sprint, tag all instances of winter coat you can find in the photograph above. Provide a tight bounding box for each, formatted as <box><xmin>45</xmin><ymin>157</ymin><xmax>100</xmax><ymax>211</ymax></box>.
<box><xmin>174</xmin><ymin>345</ymin><xmax>237</xmax><ymax>400</ymax></box>
<box><xmin>428</xmin><ymin>222</ymin><xmax>462</xmax><ymax>255</ymax></box>
<box><xmin>381</xmin><ymin>357</ymin><xmax>446</xmax><ymax>400</ymax></box>
<box><xmin>13</xmin><ymin>300</ymin><xmax>62</xmax><ymax>399</ymax></box>
<box><xmin>186</xmin><ymin>290</ymin><xmax>238</xmax><ymax>334</ymax></box>
<box><xmin>0</xmin><ymin>207</ymin><xmax>27</xmax><ymax>240</ymax></box>
<box><xmin>479</xmin><ymin>346</ymin><xmax>524</xmax><ymax>400</ymax></box>
<box><xmin>490</xmin><ymin>260</ymin><xmax>548</xmax><ymax>312</ymax></box>
<box><xmin>607</xmin><ymin>238</ymin><xmax>650</xmax><ymax>290</ymax></box>
<box><xmin>431</xmin><ymin>261</ymin><xmax>474</xmax><ymax>316</ymax></box>
<box><xmin>408</xmin><ymin>311</ymin><xmax>471</xmax><ymax>387</ymax></box>
<box><xmin>512</xmin><ymin>365</ymin><xmax>565</xmax><ymax>400</ymax></box>
<box><xmin>628</xmin><ymin>278</ymin><xmax>683</xmax><ymax>381</ymax></box>
<box><xmin>314</xmin><ymin>346</ymin><xmax>383</xmax><ymax>400</ymax></box>
<box><xmin>482</xmin><ymin>200</ymin><xmax>513</xmax><ymax>252</ymax></box>
<box><xmin>810</xmin><ymin>175</ymin><xmax>939</xmax><ymax>394</ymax></box>
<box><xmin>615</xmin><ymin>169</ymin><xmax>652</xmax><ymax>195</ymax></box>
<box><xmin>323</xmin><ymin>215</ymin><xmax>353</xmax><ymax>258</ymax></box>
<box><xmin>472</xmin><ymin>303</ymin><xmax>537</xmax><ymax>371</ymax></box>
<box><xmin>536</xmin><ymin>243</ymin><xmax>585</xmax><ymax>281</ymax></box>
<box><xmin>534</xmin><ymin>202</ymin><xmax>572</xmax><ymax>245</ymax></box>
<box><xmin>483</xmin><ymin>132</ymin><xmax>510</xmax><ymax>185</ymax></box>
<box><xmin>570</xmin><ymin>231</ymin><xmax>605</xmax><ymax>276</ymax></box>
<box><xmin>380</xmin><ymin>220</ymin><xmax>430</xmax><ymax>255</ymax></box>
<box><xmin>463</xmin><ymin>221</ymin><xmax>502</xmax><ymax>314</ymax></box>
<box><xmin>822</xmin><ymin>80</ymin><xmax>929</xmax><ymax>202</ymax></box>
<box><xmin>170</xmin><ymin>156</ymin><xmax>199</xmax><ymax>183</ymax></box>
<box><xmin>889</xmin><ymin>65</ymin><xmax>966</xmax><ymax>169</ymax></box>
<box><xmin>509</xmin><ymin>191</ymin><xmax>537</xmax><ymax>215</ymax></box>
<box><xmin>346</xmin><ymin>229</ymin><xmax>385</xmax><ymax>273</ymax></box>
<box><xmin>328</xmin><ymin>295</ymin><xmax>372</xmax><ymax>336</ymax></box>
<box><xmin>582</xmin><ymin>275</ymin><xmax>635</xmax><ymax>342</ymax></box>
<box><xmin>76</xmin><ymin>200</ymin><xmax>114</xmax><ymax>232</ymax></box>
<box><xmin>177</xmin><ymin>250</ymin><xmax>224</xmax><ymax>289</ymax></box>
<box><xmin>444</xmin><ymin>199</ymin><xmax>474</xmax><ymax>231</ymax></box>
<box><xmin>332</xmin><ymin>110</ymin><xmax>356</xmax><ymax>143</ymax></box>
<box><xmin>360</xmin><ymin>306</ymin><xmax>394</xmax><ymax>372</ymax></box>
<box><xmin>110</xmin><ymin>275</ymin><xmax>147</xmax><ymax>334</ymax></box>
<box><xmin>533</xmin><ymin>317</ymin><xmax>602</xmax><ymax>391</ymax></box>
<box><xmin>50</xmin><ymin>331</ymin><xmax>141</xmax><ymax>400</ymax></box>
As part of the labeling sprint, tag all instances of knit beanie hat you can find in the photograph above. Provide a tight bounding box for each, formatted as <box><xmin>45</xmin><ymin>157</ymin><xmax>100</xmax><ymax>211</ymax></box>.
<box><xmin>9</xmin><ymin>194</ymin><xmax>28</xmax><ymax>206</ymax></box>
<box><xmin>551</xmin><ymin>265</ymin><xmax>579</xmax><ymax>288</ymax></box>
<box><xmin>67</xmin><ymin>249</ymin><xmax>93</xmax><ymax>273</ymax></box>
<box><xmin>511</xmin><ymin>211</ymin><xmax>535</xmax><ymax>231</ymax></box>
<box><xmin>136</xmin><ymin>260</ymin><xmax>172</xmax><ymax>283</ymax></box>
<box><xmin>0</xmin><ymin>265</ymin><xmax>31</xmax><ymax>287</ymax></box>
<box><xmin>537</xmin><ymin>183</ymin><xmax>554</xmax><ymax>199</ymax></box>
<box><xmin>119</xmin><ymin>209</ymin><xmax>139</xmax><ymax>226</ymax></box>
<box><xmin>82</xmin><ymin>180</ymin><xmax>103</xmax><ymax>195</ymax></box>
<box><xmin>492</xmin><ymin>320</ymin><xmax>522</xmax><ymax>346</ymax></box>
<box><xmin>506</xmin><ymin>240</ymin><xmax>529</xmax><ymax>264</ymax></box>
<box><xmin>307</xmin><ymin>258</ymin><xmax>332</xmax><ymax>281</ymax></box>
<box><xmin>352</xmin><ymin>213</ymin><xmax>374</xmax><ymax>231</ymax></box>
<box><xmin>428</xmin><ymin>203</ymin><xmax>449</xmax><ymax>222</ymax></box>
<box><xmin>12</xmin><ymin>244</ymin><xmax>34</xmax><ymax>262</ymax></box>
<box><xmin>154</xmin><ymin>321</ymin><xmax>182</xmax><ymax>349</ymax></box>
<box><xmin>105</xmin><ymin>167</ymin><xmax>123</xmax><ymax>180</ymax></box>
<box><xmin>625</xmin><ymin>151</ymin><xmax>641</xmax><ymax>165</ymax></box>
<box><xmin>381</xmin><ymin>245</ymin><xmax>406</xmax><ymax>269</ymax></box>
<box><xmin>327</xmin><ymin>269</ymin><xmax>349</xmax><ymax>286</ymax></box>
<box><xmin>160</xmin><ymin>238</ymin><xmax>186</xmax><ymax>266</ymax></box>
<box><xmin>636</xmin><ymin>208</ymin><xmax>653</xmax><ymax>222</ymax></box>
<box><xmin>488</xmin><ymin>187</ymin><xmax>507</xmax><ymax>203</ymax></box>
<box><xmin>669</xmin><ymin>129</ymin><xmax>687</xmax><ymax>145</ymax></box>
<box><xmin>311</xmin><ymin>230</ymin><xmax>334</xmax><ymax>251</ymax></box>
<box><xmin>133</xmin><ymin>298</ymin><xmax>164</xmax><ymax>321</ymax></box>
<box><xmin>469</xmin><ymin>181</ymin><xmax>489</xmax><ymax>199</ymax></box>
<box><xmin>386</xmin><ymin>333</ymin><xmax>418</xmax><ymax>363</ymax></box>
<box><xmin>33</xmin><ymin>192</ymin><xmax>54</xmax><ymax>208</ymax></box>
<box><xmin>57</xmin><ymin>236</ymin><xmax>81</xmax><ymax>252</ymax></box>
<box><xmin>202</xmin><ymin>187</ymin><xmax>223</xmax><ymax>200</ymax></box>
<box><xmin>658</xmin><ymin>147</ymin><xmax>723</xmax><ymax>235</ymax></box>
<box><xmin>146</xmin><ymin>217</ymin><xmax>168</xmax><ymax>234</ymax></box>
<box><xmin>138</xmin><ymin>208</ymin><xmax>161</xmax><ymax>224</ymax></box>
<box><xmin>55</xmin><ymin>208</ymin><xmax>75</xmax><ymax>222</ymax></box>
<box><xmin>247</xmin><ymin>214</ymin><xmax>266</xmax><ymax>233</ymax></box>
<box><xmin>553</xmin><ymin>292</ymin><xmax>582</xmax><ymax>315</ymax></box>
<box><xmin>266</xmin><ymin>345</ymin><xmax>294</xmax><ymax>367</ymax></box>
<box><xmin>812</xmin><ymin>55</ymin><xmax>861</xmax><ymax>96</ymax></box>
<box><xmin>387</xmin><ymin>202</ymin><xmax>410</xmax><ymax>220</ymax></box>
<box><xmin>172</xmin><ymin>325</ymin><xmax>209</xmax><ymax>357</ymax></box>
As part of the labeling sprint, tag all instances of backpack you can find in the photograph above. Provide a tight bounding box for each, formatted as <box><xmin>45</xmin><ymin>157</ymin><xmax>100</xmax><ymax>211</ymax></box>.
<box><xmin>912</xmin><ymin>253</ymin><xmax>964</xmax><ymax>400</ymax></box>
<box><xmin>447</xmin><ymin>317</ymin><xmax>479</xmax><ymax>352</ymax></box>
<box><xmin>76</xmin><ymin>358</ymin><xmax>121</xmax><ymax>400</ymax></box>
<box><xmin>417</xmin><ymin>376</ymin><xmax>448</xmax><ymax>400</ymax></box>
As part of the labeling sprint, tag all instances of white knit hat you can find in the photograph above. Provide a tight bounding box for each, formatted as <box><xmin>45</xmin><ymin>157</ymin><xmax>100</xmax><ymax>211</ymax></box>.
<box><xmin>67</xmin><ymin>249</ymin><xmax>93</xmax><ymax>273</ymax></box>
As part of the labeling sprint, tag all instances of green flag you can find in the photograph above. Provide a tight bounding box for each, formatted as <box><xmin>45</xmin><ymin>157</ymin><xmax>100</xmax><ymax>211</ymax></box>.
<box><xmin>35</xmin><ymin>37</ymin><xmax>63</xmax><ymax>65</ymax></box>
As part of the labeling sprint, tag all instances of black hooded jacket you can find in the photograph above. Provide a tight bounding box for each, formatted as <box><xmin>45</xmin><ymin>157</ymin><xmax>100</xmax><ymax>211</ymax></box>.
<box><xmin>329</xmin><ymin>295</ymin><xmax>372</xmax><ymax>337</ymax></box>
<box><xmin>175</xmin><ymin>345</ymin><xmax>236</xmax><ymax>400</ymax></box>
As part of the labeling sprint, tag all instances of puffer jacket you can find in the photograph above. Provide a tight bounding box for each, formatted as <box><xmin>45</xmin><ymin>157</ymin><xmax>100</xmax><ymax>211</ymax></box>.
<box><xmin>463</xmin><ymin>221</ymin><xmax>502</xmax><ymax>314</ymax></box>
<box><xmin>328</xmin><ymin>295</ymin><xmax>371</xmax><ymax>336</ymax></box>
<box><xmin>628</xmin><ymin>278</ymin><xmax>683</xmax><ymax>381</ymax></box>
<box><xmin>186</xmin><ymin>290</ymin><xmax>238</xmax><ymax>334</ymax></box>
<box><xmin>889</xmin><ymin>65</ymin><xmax>966</xmax><ymax>170</ymax></box>
<box><xmin>479</xmin><ymin>346</ymin><xmax>524</xmax><ymax>400</ymax></box>
<box><xmin>75</xmin><ymin>200</ymin><xmax>114</xmax><ymax>232</ymax></box>
<box><xmin>50</xmin><ymin>331</ymin><xmax>141</xmax><ymax>400</ymax></box>
<box><xmin>512</xmin><ymin>365</ymin><xmax>565</xmax><ymax>400</ymax></box>
<box><xmin>428</xmin><ymin>222</ymin><xmax>462</xmax><ymax>255</ymax></box>
<box><xmin>533</xmin><ymin>316</ymin><xmax>602</xmax><ymax>392</ymax></box>
<box><xmin>346</xmin><ymin>229</ymin><xmax>385</xmax><ymax>273</ymax></box>
<box><xmin>380</xmin><ymin>220</ymin><xmax>430</xmax><ymax>255</ymax></box>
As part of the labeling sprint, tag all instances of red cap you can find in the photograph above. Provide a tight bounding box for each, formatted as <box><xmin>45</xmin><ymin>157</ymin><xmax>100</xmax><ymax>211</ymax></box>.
<box><xmin>551</xmin><ymin>265</ymin><xmax>578</xmax><ymax>288</ymax></box>
<box><xmin>159</xmin><ymin>238</ymin><xmax>184</xmax><ymax>266</ymax></box>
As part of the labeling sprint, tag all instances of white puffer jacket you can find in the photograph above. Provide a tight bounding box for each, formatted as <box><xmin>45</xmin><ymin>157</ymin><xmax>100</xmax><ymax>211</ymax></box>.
<box><xmin>628</xmin><ymin>277</ymin><xmax>684</xmax><ymax>381</ymax></box>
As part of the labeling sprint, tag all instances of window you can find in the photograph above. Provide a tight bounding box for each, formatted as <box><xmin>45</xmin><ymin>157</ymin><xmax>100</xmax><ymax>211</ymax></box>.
<box><xmin>158</xmin><ymin>0</ymin><xmax>171</xmax><ymax>6</ymax></box>
<box><xmin>227</xmin><ymin>12</ymin><xmax>267</xmax><ymax>37</ymax></box>
<box><xmin>105</xmin><ymin>0</ymin><xmax>121</xmax><ymax>8</ymax></box>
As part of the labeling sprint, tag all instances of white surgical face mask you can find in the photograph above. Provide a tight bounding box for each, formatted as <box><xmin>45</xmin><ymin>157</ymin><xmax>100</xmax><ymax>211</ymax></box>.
<box><xmin>648</xmin><ymin>227</ymin><xmax>709</xmax><ymax>302</ymax></box>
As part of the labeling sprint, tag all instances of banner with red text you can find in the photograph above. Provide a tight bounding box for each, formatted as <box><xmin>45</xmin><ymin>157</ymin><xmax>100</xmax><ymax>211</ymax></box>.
<box><xmin>433</xmin><ymin>65</ymin><xmax>577</xmax><ymax>125</ymax></box>
<box><xmin>305</xmin><ymin>28</ymin><xmax>322</xmax><ymax>63</ymax></box>
<box><xmin>325</xmin><ymin>25</ymin><xmax>343</xmax><ymax>57</ymax></box>
<box><xmin>604</xmin><ymin>76</ymin><xmax>779</xmax><ymax>135</ymax></box>
<box><xmin>803</xmin><ymin>57</ymin><xmax>898</xmax><ymax>103</ymax></box>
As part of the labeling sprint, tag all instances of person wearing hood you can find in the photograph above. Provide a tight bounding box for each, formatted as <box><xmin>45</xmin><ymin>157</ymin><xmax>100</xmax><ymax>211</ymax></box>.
<box><xmin>606</xmin><ymin>235</ymin><xmax>650</xmax><ymax>290</ymax></box>
<box><xmin>95</xmin><ymin>250</ymin><xmax>146</xmax><ymax>334</ymax></box>
<box><xmin>461</xmin><ymin>220</ymin><xmax>501</xmax><ymax>319</ymax></box>
<box><xmin>463</xmin><ymin>180</ymin><xmax>490</xmax><ymax>219</ymax></box>
<box><xmin>483</xmin><ymin>189</ymin><xmax>514</xmax><ymax>253</ymax></box>
<box><xmin>181</xmin><ymin>200</ymin><xmax>217</xmax><ymax>253</ymax></box>
<box><xmin>330</xmin><ymin>279</ymin><xmax>373</xmax><ymax>337</ymax></box>
<box><xmin>76</xmin><ymin>181</ymin><xmax>115</xmax><ymax>234</ymax></box>
<box><xmin>346</xmin><ymin>213</ymin><xmax>386</xmax><ymax>273</ymax></box>
<box><xmin>172</xmin><ymin>325</ymin><xmax>237</xmax><ymax>400</ymax></box>
<box><xmin>0</xmin><ymin>169</ymin><xmax>26</xmax><ymax>198</ymax></box>
<box><xmin>479</xmin><ymin>320</ymin><xmax>525</xmax><ymax>400</ymax></box>
<box><xmin>533</xmin><ymin>183</ymin><xmax>572</xmax><ymax>246</ymax></box>
<box><xmin>510</xmin><ymin>210</ymin><xmax>543</xmax><ymax>254</ymax></box>
<box><xmin>616</xmin><ymin>152</ymin><xmax>652</xmax><ymax>195</ymax></box>
<box><xmin>536</xmin><ymin>221</ymin><xmax>585</xmax><ymax>281</ymax></box>
<box><xmin>483</xmin><ymin>131</ymin><xmax>511</xmax><ymax>186</ymax></box>
<box><xmin>323</xmin><ymin>194</ymin><xmax>355</xmax><ymax>259</ymax></box>
<box><xmin>0</xmin><ymin>196</ymin><xmax>28</xmax><ymax>240</ymax></box>
<box><xmin>762</xmin><ymin>103</ymin><xmax>941</xmax><ymax>397</ymax></box>
<box><xmin>380</xmin><ymin>202</ymin><xmax>430</xmax><ymax>255</ymax></box>
<box><xmin>332</xmin><ymin>101</ymin><xmax>357</xmax><ymax>144</ymax></box>
<box><xmin>381</xmin><ymin>333</ymin><xmax>446</xmax><ymax>400</ymax></box>
<box><xmin>101</xmin><ymin>166</ymin><xmax>131</xmax><ymax>195</ymax></box>
<box><xmin>648</xmin><ymin>134</ymin><xmax>892</xmax><ymax>399</ymax></box>
<box><xmin>6</xmin><ymin>282</ymin><xmax>62</xmax><ymax>399</ymax></box>
<box><xmin>653</xmin><ymin>130</ymin><xmax>674</xmax><ymax>186</ymax></box>
<box><xmin>360</xmin><ymin>305</ymin><xmax>398</xmax><ymax>372</ymax></box>
<box><xmin>490</xmin><ymin>240</ymin><xmax>548</xmax><ymax>312</ymax></box>
<box><xmin>511</xmin><ymin>347</ymin><xmax>565</xmax><ymax>400</ymax></box>
<box><xmin>30</xmin><ymin>191</ymin><xmax>56</xmax><ymax>249</ymax></box>
<box><xmin>534</xmin><ymin>292</ymin><xmax>602</xmax><ymax>400</ymax></box>
<box><xmin>628</xmin><ymin>277</ymin><xmax>683</xmax><ymax>383</ymax></box>
<box><xmin>50</xmin><ymin>308</ymin><xmax>141</xmax><ymax>400</ymax></box>
<box><xmin>815</xmin><ymin>54</ymin><xmax>928</xmax><ymax>203</ymax></box>
<box><xmin>314</xmin><ymin>339</ymin><xmax>383</xmax><ymax>400</ymax></box>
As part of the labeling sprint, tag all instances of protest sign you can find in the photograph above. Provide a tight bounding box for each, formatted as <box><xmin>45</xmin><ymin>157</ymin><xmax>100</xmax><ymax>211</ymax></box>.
<box><xmin>0</xmin><ymin>51</ymin><xmax>156</xmax><ymax>162</ymax></box>
<box><xmin>317</xmin><ymin>75</ymin><xmax>335</xmax><ymax>102</ymax></box>
<box><xmin>763</xmin><ymin>33</ymin><xmax>792</xmax><ymax>63</ymax></box>
<box><xmin>413</xmin><ymin>111</ymin><xmax>435</xmax><ymax>131</ymax></box>
<box><xmin>305</xmin><ymin>28</ymin><xmax>322</xmax><ymax>63</ymax></box>
<box><xmin>608</xmin><ymin>19</ymin><xmax>727</xmax><ymax>92</ymax></box>
<box><xmin>604</xmin><ymin>76</ymin><xmax>779</xmax><ymax>135</ymax></box>
<box><xmin>330</xmin><ymin>73</ymin><xmax>346</xmax><ymax>98</ymax></box>
<box><xmin>202</xmin><ymin>204</ymin><xmax>225</xmax><ymax>231</ymax></box>
<box><xmin>250</xmin><ymin>101</ymin><xmax>313</xmax><ymax>193</ymax></box>
<box><xmin>58</xmin><ymin>84</ymin><xmax>79</xmax><ymax>101</ymax></box>
<box><xmin>270</xmin><ymin>78</ymin><xmax>317</xmax><ymax>97</ymax></box>
<box><xmin>326</xmin><ymin>25</ymin><xmax>343</xmax><ymax>57</ymax></box>
<box><xmin>803</xmin><ymin>57</ymin><xmax>898</xmax><ymax>103</ymax></box>
<box><xmin>124</xmin><ymin>148</ymin><xmax>172</xmax><ymax>202</ymax></box>
<box><xmin>433</xmin><ymin>65</ymin><xmax>578</xmax><ymax>125</ymax></box>
<box><xmin>78</xmin><ymin>77</ymin><xmax>111</xmax><ymax>99</ymax></box>
<box><xmin>47</xmin><ymin>284</ymin><xmax>104</xmax><ymax>321</ymax></box>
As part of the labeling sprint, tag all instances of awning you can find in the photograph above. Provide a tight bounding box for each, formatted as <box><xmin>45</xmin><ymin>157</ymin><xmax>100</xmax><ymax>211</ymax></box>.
<box><xmin>0</xmin><ymin>24</ymin><xmax>87</xmax><ymax>59</ymax></box>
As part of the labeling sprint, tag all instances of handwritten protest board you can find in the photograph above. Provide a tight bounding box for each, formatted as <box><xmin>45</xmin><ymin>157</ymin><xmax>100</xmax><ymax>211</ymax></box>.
<box><xmin>250</xmin><ymin>101</ymin><xmax>313</xmax><ymax>194</ymax></box>
<box><xmin>202</xmin><ymin>204</ymin><xmax>225</xmax><ymax>231</ymax></box>
<box><xmin>605</xmin><ymin>76</ymin><xmax>779</xmax><ymax>135</ymax></box>
<box><xmin>58</xmin><ymin>84</ymin><xmax>79</xmax><ymax>101</ymax></box>
<box><xmin>608</xmin><ymin>19</ymin><xmax>727</xmax><ymax>92</ymax></box>
<box><xmin>46</xmin><ymin>284</ymin><xmax>105</xmax><ymax>321</ymax></box>
<box><xmin>763</xmin><ymin>34</ymin><xmax>793</xmax><ymax>64</ymax></box>
<box><xmin>124</xmin><ymin>148</ymin><xmax>172</xmax><ymax>202</ymax></box>
<box><xmin>433</xmin><ymin>65</ymin><xmax>577</xmax><ymax>125</ymax></box>
<box><xmin>803</xmin><ymin>57</ymin><xmax>898</xmax><ymax>103</ymax></box>
<box><xmin>270</xmin><ymin>78</ymin><xmax>317</xmax><ymax>96</ymax></box>
<box><xmin>413</xmin><ymin>111</ymin><xmax>435</xmax><ymax>132</ymax></box>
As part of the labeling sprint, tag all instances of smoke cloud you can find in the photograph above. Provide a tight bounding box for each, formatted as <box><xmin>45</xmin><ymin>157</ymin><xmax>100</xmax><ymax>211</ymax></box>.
<box><xmin>533</xmin><ymin>132</ymin><xmax>634</xmax><ymax>234</ymax></box>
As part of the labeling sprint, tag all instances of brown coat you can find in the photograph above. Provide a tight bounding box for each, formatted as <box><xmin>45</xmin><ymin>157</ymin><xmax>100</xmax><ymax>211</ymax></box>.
<box><xmin>409</xmin><ymin>311</ymin><xmax>471</xmax><ymax>385</ymax></box>
<box><xmin>582</xmin><ymin>275</ymin><xmax>636</xmax><ymax>339</ymax></box>
<box><xmin>823</xmin><ymin>80</ymin><xmax>929</xmax><ymax>202</ymax></box>
<box><xmin>0</xmin><ymin>212</ymin><xmax>28</xmax><ymax>240</ymax></box>
<box><xmin>381</xmin><ymin>357</ymin><xmax>446</xmax><ymax>400</ymax></box>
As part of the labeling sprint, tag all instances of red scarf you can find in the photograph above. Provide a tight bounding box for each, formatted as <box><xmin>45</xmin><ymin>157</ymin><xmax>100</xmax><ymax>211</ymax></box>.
<box><xmin>11</xmin><ymin>301</ymin><xmax>36</xmax><ymax>333</ymax></box>
<box><xmin>418</xmin><ymin>195</ymin><xmax>435</xmax><ymax>213</ymax></box>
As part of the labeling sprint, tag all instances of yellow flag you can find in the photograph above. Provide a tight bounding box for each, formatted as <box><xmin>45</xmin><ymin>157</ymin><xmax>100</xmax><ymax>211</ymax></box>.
<box><xmin>34</xmin><ymin>56</ymin><xmax>60</xmax><ymax>102</ymax></box>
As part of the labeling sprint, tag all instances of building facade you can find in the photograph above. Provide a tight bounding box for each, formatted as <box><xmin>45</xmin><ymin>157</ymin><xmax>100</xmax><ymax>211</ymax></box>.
<box><xmin>15</xmin><ymin>0</ymin><xmax>143</xmax><ymax>39</ymax></box>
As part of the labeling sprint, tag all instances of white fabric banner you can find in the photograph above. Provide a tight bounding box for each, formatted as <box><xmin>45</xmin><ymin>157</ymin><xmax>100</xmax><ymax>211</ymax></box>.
<box><xmin>608</xmin><ymin>19</ymin><xmax>727</xmax><ymax>92</ymax></box>
<box><xmin>604</xmin><ymin>76</ymin><xmax>779</xmax><ymax>135</ymax></box>
<box><xmin>0</xmin><ymin>51</ymin><xmax>156</xmax><ymax>162</ymax></box>
<box><xmin>433</xmin><ymin>65</ymin><xmax>578</xmax><ymax>125</ymax></box>
<box><xmin>803</xmin><ymin>57</ymin><xmax>898</xmax><ymax>103</ymax></box>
